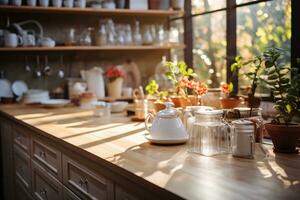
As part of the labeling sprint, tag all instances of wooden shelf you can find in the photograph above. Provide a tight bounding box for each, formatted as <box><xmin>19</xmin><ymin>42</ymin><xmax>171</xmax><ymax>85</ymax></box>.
<box><xmin>0</xmin><ymin>45</ymin><xmax>185</xmax><ymax>52</ymax></box>
<box><xmin>0</xmin><ymin>5</ymin><xmax>184</xmax><ymax>17</ymax></box>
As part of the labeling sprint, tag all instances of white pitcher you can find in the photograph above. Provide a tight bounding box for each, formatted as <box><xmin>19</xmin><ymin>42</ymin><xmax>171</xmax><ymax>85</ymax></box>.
<box><xmin>80</xmin><ymin>67</ymin><xmax>105</xmax><ymax>98</ymax></box>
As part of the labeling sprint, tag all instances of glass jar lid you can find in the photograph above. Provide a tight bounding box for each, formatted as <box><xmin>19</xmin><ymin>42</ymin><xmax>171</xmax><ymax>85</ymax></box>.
<box><xmin>232</xmin><ymin>119</ymin><xmax>255</xmax><ymax>132</ymax></box>
<box><xmin>195</xmin><ymin>109</ymin><xmax>223</xmax><ymax>116</ymax></box>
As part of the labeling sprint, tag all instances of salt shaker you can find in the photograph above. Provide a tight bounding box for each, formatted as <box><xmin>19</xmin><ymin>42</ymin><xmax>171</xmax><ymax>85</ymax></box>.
<box><xmin>231</xmin><ymin>119</ymin><xmax>255</xmax><ymax>159</ymax></box>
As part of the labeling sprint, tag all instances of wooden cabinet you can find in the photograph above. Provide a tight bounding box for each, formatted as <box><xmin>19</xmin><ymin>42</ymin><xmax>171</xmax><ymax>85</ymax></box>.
<box><xmin>15</xmin><ymin>178</ymin><xmax>33</xmax><ymax>200</ymax></box>
<box><xmin>115</xmin><ymin>185</ymin><xmax>139</xmax><ymax>200</ymax></box>
<box><xmin>14</xmin><ymin>145</ymin><xmax>31</xmax><ymax>192</ymax></box>
<box><xmin>32</xmin><ymin>137</ymin><xmax>62</xmax><ymax>181</ymax></box>
<box><xmin>32</xmin><ymin>160</ymin><xmax>63</xmax><ymax>200</ymax></box>
<box><xmin>62</xmin><ymin>155</ymin><xmax>114</xmax><ymax>200</ymax></box>
<box><xmin>63</xmin><ymin>186</ymin><xmax>81</xmax><ymax>200</ymax></box>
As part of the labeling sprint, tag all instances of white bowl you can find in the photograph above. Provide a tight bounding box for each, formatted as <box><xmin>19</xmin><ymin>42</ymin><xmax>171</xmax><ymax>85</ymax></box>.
<box><xmin>111</xmin><ymin>101</ymin><xmax>128</xmax><ymax>113</ymax></box>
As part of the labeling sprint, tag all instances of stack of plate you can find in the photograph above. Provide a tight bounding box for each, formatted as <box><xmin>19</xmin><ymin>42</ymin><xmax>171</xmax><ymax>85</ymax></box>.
<box><xmin>23</xmin><ymin>89</ymin><xmax>49</xmax><ymax>104</ymax></box>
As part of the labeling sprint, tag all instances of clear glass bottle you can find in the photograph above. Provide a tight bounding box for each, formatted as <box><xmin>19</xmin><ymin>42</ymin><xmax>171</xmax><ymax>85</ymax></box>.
<box><xmin>132</xmin><ymin>20</ymin><xmax>142</xmax><ymax>45</ymax></box>
<box><xmin>189</xmin><ymin>110</ymin><xmax>230</xmax><ymax>156</ymax></box>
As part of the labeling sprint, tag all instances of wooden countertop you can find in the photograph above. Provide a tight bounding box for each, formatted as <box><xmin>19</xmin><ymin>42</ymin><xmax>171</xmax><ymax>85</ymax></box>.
<box><xmin>1</xmin><ymin>105</ymin><xmax>300</xmax><ymax>199</ymax></box>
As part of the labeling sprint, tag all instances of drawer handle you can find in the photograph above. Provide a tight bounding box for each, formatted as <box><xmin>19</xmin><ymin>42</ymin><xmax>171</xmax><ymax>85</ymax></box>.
<box><xmin>39</xmin><ymin>188</ymin><xmax>48</xmax><ymax>199</ymax></box>
<box><xmin>78</xmin><ymin>178</ymin><xmax>88</xmax><ymax>189</ymax></box>
<box><xmin>39</xmin><ymin>151</ymin><xmax>46</xmax><ymax>159</ymax></box>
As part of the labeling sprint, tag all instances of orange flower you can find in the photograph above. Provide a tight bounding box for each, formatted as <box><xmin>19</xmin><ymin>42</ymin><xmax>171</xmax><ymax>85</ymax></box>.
<box><xmin>195</xmin><ymin>82</ymin><xmax>208</xmax><ymax>95</ymax></box>
<box><xmin>221</xmin><ymin>83</ymin><xmax>230</xmax><ymax>94</ymax></box>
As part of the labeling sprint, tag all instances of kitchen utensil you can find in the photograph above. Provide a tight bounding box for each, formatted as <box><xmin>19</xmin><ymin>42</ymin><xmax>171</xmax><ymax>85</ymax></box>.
<box><xmin>231</xmin><ymin>119</ymin><xmax>255</xmax><ymax>159</ymax></box>
<box><xmin>12</xmin><ymin>80</ymin><xmax>29</xmax><ymax>97</ymax></box>
<box><xmin>35</xmin><ymin>56</ymin><xmax>42</xmax><ymax>78</ymax></box>
<box><xmin>43</xmin><ymin>56</ymin><xmax>52</xmax><ymax>76</ymax></box>
<box><xmin>57</xmin><ymin>56</ymin><xmax>65</xmax><ymax>78</ymax></box>
<box><xmin>51</xmin><ymin>0</ymin><xmax>62</xmax><ymax>7</ymax></box>
<box><xmin>80</xmin><ymin>67</ymin><xmax>105</xmax><ymax>98</ymax></box>
<box><xmin>0</xmin><ymin>71</ymin><xmax>13</xmax><ymax>98</ymax></box>
<box><xmin>189</xmin><ymin>110</ymin><xmax>230</xmax><ymax>156</ymax></box>
<box><xmin>27</xmin><ymin>0</ymin><xmax>37</xmax><ymax>6</ymax></box>
<box><xmin>111</xmin><ymin>101</ymin><xmax>128</xmax><ymax>113</ymax></box>
<box><xmin>41</xmin><ymin>99</ymin><xmax>70</xmax><ymax>108</ymax></box>
<box><xmin>25</xmin><ymin>56</ymin><xmax>31</xmax><ymax>72</ymax></box>
<box><xmin>145</xmin><ymin>102</ymin><xmax>188</xmax><ymax>144</ymax></box>
<box><xmin>23</xmin><ymin>89</ymin><xmax>50</xmax><ymax>104</ymax></box>
<box><xmin>4</xmin><ymin>32</ymin><xmax>23</xmax><ymax>47</ymax></box>
<box><xmin>39</xmin><ymin>0</ymin><xmax>49</xmax><ymax>7</ymax></box>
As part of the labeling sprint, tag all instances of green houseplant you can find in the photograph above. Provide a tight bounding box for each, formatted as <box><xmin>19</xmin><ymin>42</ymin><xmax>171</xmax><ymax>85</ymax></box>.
<box><xmin>262</xmin><ymin>47</ymin><xmax>300</xmax><ymax>153</ymax></box>
<box><xmin>145</xmin><ymin>80</ymin><xmax>168</xmax><ymax>112</ymax></box>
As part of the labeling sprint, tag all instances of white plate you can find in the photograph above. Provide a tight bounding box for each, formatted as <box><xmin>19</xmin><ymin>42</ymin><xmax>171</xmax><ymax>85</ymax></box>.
<box><xmin>41</xmin><ymin>99</ymin><xmax>70</xmax><ymax>108</ymax></box>
<box><xmin>0</xmin><ymin>79</ymin><xmax>13</xmax><ymax>97</ymax></box>
<box><xmin>12</xmin><ymin>80</ymin><xmax>28</xmax><ymax>96</ymax></box>
<box><xmin>145</xmin><ymin>135</ymin><xmax>188</xmax><ymax>145</ymax></box>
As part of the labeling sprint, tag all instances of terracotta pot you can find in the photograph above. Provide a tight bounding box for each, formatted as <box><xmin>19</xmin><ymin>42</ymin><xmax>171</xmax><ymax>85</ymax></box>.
<box><xmin>247</xmin><ymin>95</ymin><xmax>261</xmax><ymax>108</ymax></box>
<box><xmin>154</xmin><ymin>102</ymin><xmax>165</xmax><ymax>112</ymax></box>
<box><xmin>265</xmin><ymin>123</ymin><xmax>300</xmax><ymax>153</ymax></box>
<box><xmin>170</xmin><ymin>96</ymin><xmax>181</xmax><ymax>108</ymax></box>
<box><xmin>149</xmin><ymin>0</ymin><xmax>159</xmax><ymax>9</ymax></box>
<box><xmin>220</xmin><ymin>97</ymin><xmax>242</xmax><ymax>109</ymax></box>
<box><xmin>107</xmin><ymin>77</ymin><xmax>123</xmax><ymax>98</ymax></box>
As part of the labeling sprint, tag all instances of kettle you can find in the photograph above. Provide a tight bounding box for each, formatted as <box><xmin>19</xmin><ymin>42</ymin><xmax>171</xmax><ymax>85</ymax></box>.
<box><xmin>145</xmin><ymin>102</ymin><xmax>188</xmax><ymax>142</ymax></box>
<box><xmin>80</xmin><ymin>67</ymin><xmax>105</xmax><ymax>98</ymax></box>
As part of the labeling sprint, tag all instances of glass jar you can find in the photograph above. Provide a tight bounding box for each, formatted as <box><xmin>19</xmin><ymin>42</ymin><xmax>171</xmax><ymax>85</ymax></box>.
<box><xmin>189</xmin><ymin>110</ymin><xmax>230</xmax><ymax>156</ymax></box>
<box><xmin>231</xmin><ymin>119</ymin><xmax>255</xmax><ymax>159</ymax></box>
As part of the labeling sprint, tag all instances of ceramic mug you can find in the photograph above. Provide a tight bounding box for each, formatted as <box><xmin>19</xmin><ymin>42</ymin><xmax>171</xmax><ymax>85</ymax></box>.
<box><xmin>5</xmin><ymin>33</ymin><xmax>23</xmax><ymax>47</ymax></box>
<box><xmin>27</xmin><ymin>0</ymin><xmax>37</xmax><ymax>6</ymax></box>
<box><xmin>23</xmin><ymin>32</ymin><xmax>36</xmax><ymax>47</ymax></box>
<box><xmin>74</xmin><ymin>0</ymin><xmax>85</xmax><ymax>8</ymax></box>
<box><xmin>52</xmin><ymin>0</ymin><xmax>62</xmax><ymax>7</ymax></box>
<box><xmin>39</xmin><ymin>0</ymin><xmax>49</xmax><ymax>7</ymax></box>
<box><xmin>11</xmin><ymin>0</ymin><xmax>22</xmax><ymax>6</ymax></box>
<box><xmin>63</xmin><ymin>0</ymin><xmax>73</xmax><ymax>7</ymax></box>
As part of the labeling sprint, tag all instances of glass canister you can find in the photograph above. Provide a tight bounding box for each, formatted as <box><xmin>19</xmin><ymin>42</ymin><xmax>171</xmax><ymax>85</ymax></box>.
<box><xmin>201</xmin><ymin>88</ymin><xmax>221</xmax><ymax>109</ymax></box>
<box><xmin>231</xmin><ymin>119</ymin><xmax>255</xmax><ymax>159</ymax></box>
<box><xmin>189</xmin><ymin>110</ymin><xmax>230</xmax><ymax>156</ymax></box>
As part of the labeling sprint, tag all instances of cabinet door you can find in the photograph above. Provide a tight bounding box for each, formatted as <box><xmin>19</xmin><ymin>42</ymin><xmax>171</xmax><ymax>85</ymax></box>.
<box><xmin>115</xmin><ymin>185</ymin><xmax>139</xmax><ymax>200</ymax></box>
<box><xmin>32</xmin><ymin>161</ymin><xmax>63</xmax><ymax>200</ymax></box>
<box><xmin>1</xmin><ymin>119</ymin><xmax>14</xmax><ymax>200</ymax></box>
<box><xmin>14</xmin><ymin>125</ymin><xmax>31</xmax><ymax>155</ymax></box>
<box><xmin>62</xmin><ymin>155</ymin><xmax>114</xmax><ymax>200</ymax></box>
<box><xmin>14</xmin><ymin>145</ymin><xmax>31</xmax><ymax>192</ymax></box>
<box><xmin>15</xmin><ymin>178</ymin><xmax>33</xmax><ymax>200</ymax></box>
<box><xmin>32</xmin><ymin>137</ymin><xmax>62</xmax><ymax>181</ymax></box>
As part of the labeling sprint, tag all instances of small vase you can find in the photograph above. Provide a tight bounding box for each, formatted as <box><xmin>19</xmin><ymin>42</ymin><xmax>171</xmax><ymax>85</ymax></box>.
<box><xmin>108</xmin><ymin>77</ymin><xmax>123</xmax><ymax>98</ymax></box>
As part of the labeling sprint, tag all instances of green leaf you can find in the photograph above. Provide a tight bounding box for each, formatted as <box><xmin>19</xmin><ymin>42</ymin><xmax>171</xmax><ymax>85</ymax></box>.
<box><xmin>286</xmin><ymin>104</ymin><xmax>292</xmax><ymax>113</ymax></box>
<box><xmin>229</xmin><ymin>82</ymin><xmax>234</xmax><ymax>93</ymax></box>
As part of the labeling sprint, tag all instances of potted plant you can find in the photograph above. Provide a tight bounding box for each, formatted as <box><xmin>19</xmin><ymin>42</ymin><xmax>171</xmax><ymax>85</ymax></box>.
<box><xmin>220</xmin><ymin>81</ymin><xmax>242</xmax><ymax>109</ymax></box>
<box><xmin>145</xmin><ymin>79</ymin><xmax>168</xmax><ymax>112</ymax></box>
<box><xmin>231</xmin><ymin>55</ymin><xmax>265</xmax><ymax>111</ymax></box>
<box><xmin>104</xmin><ymin>65</ymin><xmax>125</xmax><ymax>98</ymax></box>
<box><xmin>263</xmin><ymin>47</ymin><xmax>300</xmax><ymax>153</ymax></box>
<box><xmin>164</xmin><ymin>61</ymin><xmax>207</xmax><ymax>107</ymax></box>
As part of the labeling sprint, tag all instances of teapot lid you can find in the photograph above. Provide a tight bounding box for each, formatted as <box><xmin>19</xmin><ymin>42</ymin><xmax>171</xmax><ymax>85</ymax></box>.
<box><xmin>157</xmin><ymin>102</ymin><xmax>178</xmax><ymax>118</ymax></box>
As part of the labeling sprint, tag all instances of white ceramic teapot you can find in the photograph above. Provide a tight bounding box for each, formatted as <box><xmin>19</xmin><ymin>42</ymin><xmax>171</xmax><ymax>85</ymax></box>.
<box><xmin>80</xmin><ymin>67</ymin><xmax>105</xmax><ymax>98</ymax></box>
<box><xmin>145</xmin><ymin>102</ymin><xmax>188</xmax><ymax>144</ymax></box>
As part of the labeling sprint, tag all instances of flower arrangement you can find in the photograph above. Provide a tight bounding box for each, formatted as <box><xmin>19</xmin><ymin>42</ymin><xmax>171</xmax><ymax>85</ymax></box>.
<box><xmin>221</xmin><ymin>82</ymin><xmax>233</xmax><ymax>96</ymax></box>
<box><xmin>178</xmin><ymin>77</ymin><xmax>208</xmax><ymax>96</ymax></box>
<box><xmin>104</xmin><ymin>65</ymin><xmax>125</xmax><ymax>82</ymax></box>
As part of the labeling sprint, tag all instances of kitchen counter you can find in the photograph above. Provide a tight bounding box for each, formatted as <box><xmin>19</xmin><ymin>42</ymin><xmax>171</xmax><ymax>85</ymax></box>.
<box><xmin>1</xmin><ymin>104</ymin><xmax>300</xmax><ymax>200</ymax></box>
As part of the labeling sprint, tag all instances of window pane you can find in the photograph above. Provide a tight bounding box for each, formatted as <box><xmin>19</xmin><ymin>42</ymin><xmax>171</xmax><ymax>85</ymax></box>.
<box><xmin>237</xmin><ymin>0</ymin><xmax>291</xmax><ymax>95</ymax></box>
<box><xmin>236</xmin><ymin>0</ymin><xmax>260</xmax><ymax>5</ymax></box>
<box><xmin>193</xmin><ymin>12</ymin><xmax>227</xmax><ymax>87</ymax></box>
<box><xmin>192</xmin><ymin>0</ymin><xmax>226</xmax><ymax>14</ymax></box>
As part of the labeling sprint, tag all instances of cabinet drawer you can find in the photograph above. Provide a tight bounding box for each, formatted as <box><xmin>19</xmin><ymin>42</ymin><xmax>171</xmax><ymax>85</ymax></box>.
<box><xmin>14</xmin><ymin>125</ymin><xmax>31</xmax><ymax>155</ymax></box>
<box><xmin>32</xmin><ymin>137</ymin><xmax>62</xmax><ymax>181</ymax></box>
<box><xmin>32</xmin><ymin>161</ymin><xmax>63</xmax><ymax>200</ymax></box>
<box><xmin>116</xmin><ymin>185</ymin><xmax>139</xmax><ymax>200</ymax></box>
<box><xmin>14</xmin><ymin>145</ymin><xmax>31</xmax><ymax>192</ymax></box>
<box><xmin>63</xmin><ymin>155</ymin><xmax>114</xmax><ymax>200</ymax></box>
<box><xmin>63</xmin><ymin>186</ymin><xmax>81</xmax><ymax>200</ymax></box>
<box><xmin>15</xmin><ymin>178</ymin><xmax>33</xmax><ymax>200</ymax></box>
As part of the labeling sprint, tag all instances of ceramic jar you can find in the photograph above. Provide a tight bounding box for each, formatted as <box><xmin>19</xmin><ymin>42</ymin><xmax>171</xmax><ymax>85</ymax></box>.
<box><xmin>107</xmin><ymin>77</ymin><xmax>123</xmax><ymax>98</ymax></box>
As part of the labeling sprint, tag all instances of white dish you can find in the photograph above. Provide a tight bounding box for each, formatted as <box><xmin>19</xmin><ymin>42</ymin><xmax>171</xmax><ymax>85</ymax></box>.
<box><xmin>111</xmin><ymin>101</ymin><xmax>128</xmax><ymax>113</ymax></box>
<box><xmin>145</xmin><ymin>135</ymin><xmax>188</xmax><ymax>145</ymax></box>
<box><xmin>41</xmin><ymin>99</ymin><xmax>70</xmax><ymax>108</ymax></box>
<box><xmin>12</xmin><ymin>80</ymin><xmax>28</xmax><ymax>96</ymax></box>
<box><xmin>23</xmin><ymin>89</ymin><xmax>49</xmax><ymax>104</ymax></box>
<box><xmin>0</xmin><ymin>78</ymin><xmax>13</xmax><ymax>97</ymax></box>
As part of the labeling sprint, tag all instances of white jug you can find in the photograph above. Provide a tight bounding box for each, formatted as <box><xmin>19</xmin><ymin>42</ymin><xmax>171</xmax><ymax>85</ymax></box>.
<box><xmin>80</xmin><ymin>67</ymin><xmax>105</xmax><ymax>98</ymax></box>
